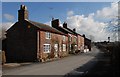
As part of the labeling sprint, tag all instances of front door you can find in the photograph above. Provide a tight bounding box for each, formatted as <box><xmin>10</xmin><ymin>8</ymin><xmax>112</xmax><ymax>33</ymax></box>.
<box><xmin>54</xmin><ymin>44</ymin><xmax>58</xmax><ymax>57</ymax></box>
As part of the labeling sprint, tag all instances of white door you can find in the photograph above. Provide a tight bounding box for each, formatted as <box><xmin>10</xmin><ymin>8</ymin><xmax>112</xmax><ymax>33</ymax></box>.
<box><xmin>54</xmin><ymin>44</ymin><xmax>58</xmax><ymax>57</ymax></box>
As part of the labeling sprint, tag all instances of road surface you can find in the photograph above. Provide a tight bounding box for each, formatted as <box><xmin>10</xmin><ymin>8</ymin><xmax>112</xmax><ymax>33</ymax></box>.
<box><xmin>3</xmin><ymin>47</ymin><xmax>101</xmax><ymax>75</ymax></box>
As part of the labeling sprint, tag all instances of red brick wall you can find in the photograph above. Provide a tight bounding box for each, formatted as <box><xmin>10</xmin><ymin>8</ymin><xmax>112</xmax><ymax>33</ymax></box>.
<box><xmin>39</xmin><ymin>31</ymin><xmax>52</xmax><ymax>61</ymax></box>
<box><xmin>71</xmin><ymin>34</ymin><xmax>77</xmax><ymax>44</ymax></box>
<box><xmin>52</xmin><ymin>34</ymin><xmax>68</xmax><ymax>57</ymax></box>
<box><xmin>77</xmin><ymin>35</ymin><xmax>81</xmax><ymax>50</ymax></box>
<box><xmin>38</xmin><ymin>30</ymin><xmax>68</xmax><ymax>61</ymax></box>
<box><xmin>68</xmin><ymin>34</ymin><xmax>77</xmax><ymax>53</ymax></box>
<box><xmin>80</xmin><ymin>36</ymin><xmax>84</xmax><ymax>50</ymax></box>
<box><xmin>77</xmin><ymin>35</ymin><xmax>84</xmax><ymax>50</ymax></box>
<box><xmin>62</xmin><ymin>35</ymin><xmax>68</xmax><ymax>57</ymax></box>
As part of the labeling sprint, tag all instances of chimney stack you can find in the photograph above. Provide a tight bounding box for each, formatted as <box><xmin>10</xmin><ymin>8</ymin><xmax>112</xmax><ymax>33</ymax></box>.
<box><xmin>52</xmin><ymin>17</ymin><xmax>54</xmax><ymax>21</ymax></box>
<box><xmin>18</xmin><ymin>5</ymin><xmax>29</xmax><ymax>21</ymax></box>
<box><xmin>82</xmin><ymin>34</ymin><xmax>85</xmax><ymax>38</ymax></box>
<box><xmin>63</xmin><ymin>22</ymin><xmax>67</xmax><ymax>28</ymax></box>
<box><xmin>51</xmin><ymin>19</ymin><xmax>60</xmax><ymax>28</ymax></box>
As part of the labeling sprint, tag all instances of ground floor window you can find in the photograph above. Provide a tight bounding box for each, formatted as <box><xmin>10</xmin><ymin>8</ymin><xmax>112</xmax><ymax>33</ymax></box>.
<box><xmin>43</xmin><ymin>44</ymin><xmax>51</xmax><ymax>53</ymax></box>
<box><xmin>63</xmin><ymin>44</ymin><xmax>66</xmax><ymax>51</ymax></box>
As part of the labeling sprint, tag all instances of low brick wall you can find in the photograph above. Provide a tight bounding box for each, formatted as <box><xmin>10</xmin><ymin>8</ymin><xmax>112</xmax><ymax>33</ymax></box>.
<box><xmin>1</xmin><ymin>51</ymin><xmax>6</xmax><ymax>64</ymax></box>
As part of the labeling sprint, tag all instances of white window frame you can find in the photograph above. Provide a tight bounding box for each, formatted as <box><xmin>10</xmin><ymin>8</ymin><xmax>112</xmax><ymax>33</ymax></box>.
<box><xmin>74</xmin><ymin>37</ymin><xmax>77</xmax><ymax>42</ymax></box>
<box><xmin>63</xmin><ymin>35</ymin><xmax>66</xmax><ymax>41</ymax></box>
<box><xmin>68</xmin><ymin>34</ymin><xmax>72</xmax><ymax>41</ymax></box>
<box><xmin>43</xmin><ymin>44</ymin><xmax>51</xmax><ymax>53</ymax></box>
<box><xmin>46</xmin><ymin>32</ymin><xmax>51</xmax><ymax>39</ymax></box>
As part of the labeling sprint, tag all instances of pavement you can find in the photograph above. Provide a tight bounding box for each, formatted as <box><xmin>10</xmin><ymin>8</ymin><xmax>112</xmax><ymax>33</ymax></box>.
<box><xmin>3</xmin><ymin>62</ymin><xmax>33</xmax><ymax>68</ymax></box>
<box><xmin>2</xmin><ymin>46</ymin><xmax>101</xmax><ymax>75</ymax></box>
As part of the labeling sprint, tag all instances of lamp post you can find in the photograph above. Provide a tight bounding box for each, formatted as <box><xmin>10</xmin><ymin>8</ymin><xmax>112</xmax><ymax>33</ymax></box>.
<box><xmin>108</xmin><ymin>37</ymin><xmax>110</xmax><ymax>42</ymax></box>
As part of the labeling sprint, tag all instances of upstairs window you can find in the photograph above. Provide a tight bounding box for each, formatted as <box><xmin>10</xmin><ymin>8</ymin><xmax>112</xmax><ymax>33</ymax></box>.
<box><xmin>63</xmin><ymin>35</ymin><xmax>66</xmax><ymax>41</ymax></box>
<box><xmin>68</xmin><ymin>34</ymin><xmax>72</xmax><ymax>41</ymax></box>
<box><xmin>69</xmin><ymin>36</ymin><xmax>72</xmax><ymax>41</ymax></box>
<box><xmin>74</xmin><ymin>37</ymin><xmax>77</xmax><ymax>43</ymax></box>
<box><xmin>46</xmin><ymin>32</ymin><xmax>51</xmax><ymax>39</ymax></box>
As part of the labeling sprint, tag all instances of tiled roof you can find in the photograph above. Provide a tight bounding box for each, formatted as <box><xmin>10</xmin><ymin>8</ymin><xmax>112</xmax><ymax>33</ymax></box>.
<box><xmin>58</xmin><ymin>26</ymin><xmax>74</xmax><ymax>34</ymax></box>
<box><xmin>27</xmin><ymin>20</ymin><xmax>65</xmax><ymax>35</ymax></box>
<box><xmin>65</xmin><ymin>27</ymin><xmax>78</xmax><ymax>35</ymax></box>
<box><xmin>62</xmin><ymin>27</ymin><xmax>74</xmax><ymax>34</ymax></box>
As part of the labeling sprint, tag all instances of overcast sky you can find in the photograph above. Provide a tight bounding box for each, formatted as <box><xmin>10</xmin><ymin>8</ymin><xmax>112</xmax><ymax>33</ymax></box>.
<box><xmin>1</xmin><ymin>2</ymin><xmax>118</xmax><ymax>42</ymax></box>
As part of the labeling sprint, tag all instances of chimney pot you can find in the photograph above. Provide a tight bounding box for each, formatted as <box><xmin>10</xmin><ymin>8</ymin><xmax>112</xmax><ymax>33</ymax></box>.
<box><xmin>73</xmin><ymin>28</ymin><xmax>76</xmax><ymax>32</ymax></box>
<box><xmin>83</xmin><ymin>34</ymin><xmax>85</xmax><ymax>38</ymax></box>
<box><xmin>63</xmin><ymin>22</ymin><xmax>67</xmax><ymax>28</ymax></box>
<box><xmin>52</xmin><ymin>17</ymin><xmax>54</xmax><ymax>20</ymax></box>
<box><xmin>20</xmin><ymin>5</ymin><xmax>27</xmax><ymax>10</ymax></box>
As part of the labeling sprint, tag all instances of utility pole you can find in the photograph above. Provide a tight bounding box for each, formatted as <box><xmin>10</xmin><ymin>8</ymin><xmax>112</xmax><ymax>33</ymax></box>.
<box><xmin>108</xmin><ymin>37</ymin><xmax>110</xmax><ymax>42</ymax></box>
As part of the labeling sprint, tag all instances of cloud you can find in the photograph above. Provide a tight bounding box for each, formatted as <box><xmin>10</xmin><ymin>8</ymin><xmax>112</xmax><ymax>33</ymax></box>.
<box><xmin>66</xmin><ymin>14</ymin><xmax>109</xmax><ymax>41</ymax></box>
<box><xmin>0</xmin><ymin>22</ymin><xmax>14</xmax><ymax>39</ymax></box>
<box><xmin>44</xmin><ymin>21</ymin><xmax>51</xmax><ymax>26</ymax></box>
<box><xmin>96</xmin><ymin>2</ymin><xmax>118</xmax><ymax>19</ymax></box>
<box><xmin>66</xmin><ymin>2</ymin><xmax>118</xmax><ymax>42</ymax></box>
<box><xmin>3</xmin><ymin>14</ymin><xmax>15</xmax><ymax>21</ymax></box>
<box><xmin>2</xmin><ymin>22</ymin><xmax>14</xmax><ymax>30</ymax></box>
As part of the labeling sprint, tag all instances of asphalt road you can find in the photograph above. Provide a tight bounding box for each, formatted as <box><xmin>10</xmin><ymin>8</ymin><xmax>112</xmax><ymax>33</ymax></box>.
<box><xmin>3</xmin><ymin>47</ymin><xmax>101</xmax><ymax>75</ymax></box>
